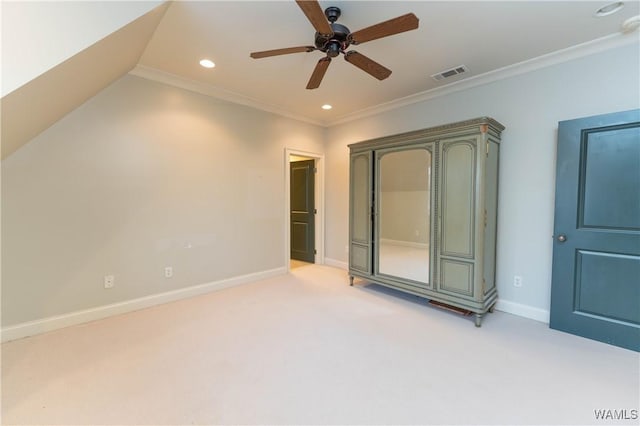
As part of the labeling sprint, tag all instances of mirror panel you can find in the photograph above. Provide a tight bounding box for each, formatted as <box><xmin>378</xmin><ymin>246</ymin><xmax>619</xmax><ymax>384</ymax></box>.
<box><xmin>378</xmin><ymin>148</ymin><xmax>431</xmax><ymax>284</ymax></box>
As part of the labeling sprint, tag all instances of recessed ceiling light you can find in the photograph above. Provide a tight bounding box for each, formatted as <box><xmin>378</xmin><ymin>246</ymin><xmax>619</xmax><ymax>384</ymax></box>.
<box><xmin>321</xmin><ymin>104</ymin><xmax>332</xmax><ymax>110</ymax></box>
<box><xmin>199</xmin><ymin>59</ymin><xmax>215</xmax><ymax>68</ymax></box>
<box><xmin>594</xmin><ymin>2</ymin><xmax>625</xmax><ymax>17</ymax></box>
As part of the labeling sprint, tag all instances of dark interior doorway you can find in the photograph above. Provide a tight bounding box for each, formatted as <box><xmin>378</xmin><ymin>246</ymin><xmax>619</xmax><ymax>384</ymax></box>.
<box><xmin>290</xmin><ymin>159</ymin><xmax>315</xmax><ymax>264</ymax></box>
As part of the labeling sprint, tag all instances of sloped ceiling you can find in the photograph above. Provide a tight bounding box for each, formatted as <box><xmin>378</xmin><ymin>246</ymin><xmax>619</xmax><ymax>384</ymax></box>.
<box><xmin>0</xmin><ymin>2</ymin><xmax>169</xmax><ymax>159</ymax></box>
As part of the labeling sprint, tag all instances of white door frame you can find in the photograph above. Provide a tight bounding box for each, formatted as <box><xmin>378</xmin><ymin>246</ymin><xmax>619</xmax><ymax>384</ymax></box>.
<box><xmin>285</xmin><ymin>148</ymin><xmax>325</xmax><ymax>271</ymax></box>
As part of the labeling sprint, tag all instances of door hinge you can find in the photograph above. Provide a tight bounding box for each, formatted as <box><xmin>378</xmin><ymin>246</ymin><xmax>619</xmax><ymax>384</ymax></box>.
<box><xmin>485</xmin><ymin>140</ymin><xmax>490</xmax><ymax>156</ymax></box>
<box><xmin>484</xmin><ymin>209</ymin><xmax>487</xmax><ymax>227</ymax></box>
<box><xmin>314</xmin><ymin>249</ymin><xmax>317</xmax><ymax>254</ymax></box>
<box><xmin>314</xmin><ymin>167</ymin><xmax>317</xmax><ymax>173</ymax></box>
<box><xmin>314</xmin><ymin>209</ymin><xmax>317</xmax><ymax>214</ymax></box>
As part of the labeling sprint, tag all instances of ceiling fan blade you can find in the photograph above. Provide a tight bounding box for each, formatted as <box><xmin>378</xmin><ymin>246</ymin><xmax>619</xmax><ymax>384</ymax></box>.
<box><xmin>250</xmin><ymin>46</ymin><xmax>316</xmax><ymax>59</ymax></box>
<box><xmin>306</xmin><ymin>57</ymin><xmax>331</xmax><ymax>90</ymax></box>
<box><xmin>349</xmin><ymin>13</ymin><xmax>419</xmax><ymax>45</ymax></box>
<box><xmin>295</xmin><ymin>0</ymin><xmax>333</xmax><ymax>36</ymax></box>
<box><xmin>344</xmin><ymin>51</ymin><xmax>392</xmax><ymax>80</ymax></box>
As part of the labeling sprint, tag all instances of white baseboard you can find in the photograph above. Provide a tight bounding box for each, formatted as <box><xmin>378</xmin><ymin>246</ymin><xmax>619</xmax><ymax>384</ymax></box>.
<box><xmin>324</xmin><ymin>258</ymin><xmax>348</xmax><ymax>270</ymax></box>
<box><xmin>379</xmin><ymin>238</ymin><xmax>429</xmax><ymax>249</ymax></box>
<box><xmin>322</xmin><ymin>259</ymin><xmax>549</xmax><ymax>323</ymax></box>
<box><xmin>1</xmin><ymin>266</ymin><xmax>550</xmax><ymax>342</ymax></box>
<box><xmin>495</xmin><ymin>299</ymin><xmax>550</xmax><ymax>323</ymax></box>
<box><xmin>1</xmin><ymin>267</ymin><xmax>286</xmax><ymax>343</ymax></box>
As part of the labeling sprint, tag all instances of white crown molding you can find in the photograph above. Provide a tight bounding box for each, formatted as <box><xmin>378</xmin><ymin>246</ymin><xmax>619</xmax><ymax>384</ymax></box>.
<box><xmin>327</xmin><ymin>34</ymin><xmax>640</xmax><ymax>127</ymax></box>
<box><xmin>129</xmin><ymin>65</ymin><xmax>325</xmax><ymax>127</ymax></box>
<box><xmin>1</xmin><ymin>267</ymin><xmax>286</xmax><ymax>343</ymax></box>
<box><xmin>130</xmin><ymin>33</ymin><xmax>638</xmax><ymax>129</ymax></box>
<box><xmin>329</xmin><ymin>33</ymin><xmax>639</xmax><ymax>126</ymax></box>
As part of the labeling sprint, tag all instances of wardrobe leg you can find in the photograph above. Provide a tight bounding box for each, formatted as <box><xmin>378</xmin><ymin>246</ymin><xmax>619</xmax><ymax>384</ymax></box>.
<box><xmin>349</xmin><ymin>276</ymin><xmax>354</xmax><ymax>286</ymax></box>
<box><xmin>474</xmin><ymin>313</ymin><xmax>483</xmax><ymax>327</ymax></box>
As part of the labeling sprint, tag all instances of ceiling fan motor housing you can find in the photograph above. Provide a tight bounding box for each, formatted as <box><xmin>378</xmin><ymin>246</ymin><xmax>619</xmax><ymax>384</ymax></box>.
<box><xmin>315</xmin><ymin>22</ymin><xmax>351</xmax><ymax>57</ymax></box>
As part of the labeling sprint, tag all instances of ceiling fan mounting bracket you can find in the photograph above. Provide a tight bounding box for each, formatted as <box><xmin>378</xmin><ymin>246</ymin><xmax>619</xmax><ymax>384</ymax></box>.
<box><xmin>324</xmin><ymin>6</ymin><xmax>341</xmax><ymax>23</ymax></box>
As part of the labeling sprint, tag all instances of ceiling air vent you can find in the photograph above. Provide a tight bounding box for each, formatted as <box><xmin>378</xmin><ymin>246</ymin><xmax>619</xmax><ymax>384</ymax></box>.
<box><xmin>431</xmin><ymin>65</ymin><xmax>468</xmax><ymax>81</ymax></box>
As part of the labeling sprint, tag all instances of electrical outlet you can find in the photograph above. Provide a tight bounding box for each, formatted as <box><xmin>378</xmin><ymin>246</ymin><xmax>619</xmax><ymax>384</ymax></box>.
<box><xmin>104</xmin><ymin>275</ymin><xmax>115</xmax><ymax>289</ymax></box>
<box><xmin>513</xmin><ymin>275</ymin><xmax>523</xmax><ymax>288</ymax></box>
<box><xmin>165</xmin><ymin>266</ymin><xmax>173</xmax><ymax>278</ymax></box>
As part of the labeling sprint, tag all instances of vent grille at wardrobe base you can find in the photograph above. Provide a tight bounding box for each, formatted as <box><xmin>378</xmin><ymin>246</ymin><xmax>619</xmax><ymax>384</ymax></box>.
<box><xmin>428</xmin><ymin>299</ymin><xmax>473</xmax><ymax>316</ymax></box>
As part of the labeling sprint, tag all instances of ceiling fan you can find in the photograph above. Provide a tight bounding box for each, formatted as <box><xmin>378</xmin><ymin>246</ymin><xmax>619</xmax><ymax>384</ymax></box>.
<box><xmin>250</xmin><ymin>1</ymin><xmax>419</xmax><ymax>89</ymax></box>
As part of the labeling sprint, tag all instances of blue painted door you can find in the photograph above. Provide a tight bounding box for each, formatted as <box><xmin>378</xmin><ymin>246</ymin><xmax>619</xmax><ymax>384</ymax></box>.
<box><xmin>550</xmin><ymin>109</ymin><xmax>640</xmax><ymax>352</ymax></box>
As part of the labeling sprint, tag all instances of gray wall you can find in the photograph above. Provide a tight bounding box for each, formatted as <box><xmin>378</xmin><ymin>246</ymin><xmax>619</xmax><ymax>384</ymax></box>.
<box><xmin>3</xmin><ymin>40</ymin><xmax>639</xmax><ymax>328</ymax></box>
<box><xmin>1</xmin><ymin>75</ymin><xmax>324</xmax><ymax>325</ymax></box>
<box><xmin>325</xmin><ymin>42</ymin><xmax>640</xmax><ymax>318</ymax></box>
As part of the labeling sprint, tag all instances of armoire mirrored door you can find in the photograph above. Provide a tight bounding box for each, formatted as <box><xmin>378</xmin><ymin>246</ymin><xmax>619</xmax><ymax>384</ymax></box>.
<box><xmin>375</xmin><ymin>145</ymin><xmax>433</xmax><ymax>287</ymax></box>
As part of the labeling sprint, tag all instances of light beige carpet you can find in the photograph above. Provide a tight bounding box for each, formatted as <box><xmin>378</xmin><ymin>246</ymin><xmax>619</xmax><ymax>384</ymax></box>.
<box><xmin>289</xmin><ymin>259</ymin><xmax>313</xmax><ymax>270</ymax></box>
<box><xmin>2</xmin><ymin>265</ymin><xmax>638</xmax><ymax>425</ymax></box>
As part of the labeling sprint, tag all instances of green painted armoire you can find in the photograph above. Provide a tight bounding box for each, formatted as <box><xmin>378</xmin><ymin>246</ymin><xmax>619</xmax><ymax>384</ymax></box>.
<box><xmin>348</xmin><ymin>117</ymin><xmax>505</xmax><ymax>326</ymax></box>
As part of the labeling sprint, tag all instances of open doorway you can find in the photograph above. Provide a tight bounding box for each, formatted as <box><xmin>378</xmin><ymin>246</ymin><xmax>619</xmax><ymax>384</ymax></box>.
<box><xmin>285</xmin><ymin>149</ymin><xmax>324</xmax><ymax>272</ymax></box>
<box><xmin>290</xmin><ymin>158</ymin><xmax>315</xmax><ymax>267</ymax></box>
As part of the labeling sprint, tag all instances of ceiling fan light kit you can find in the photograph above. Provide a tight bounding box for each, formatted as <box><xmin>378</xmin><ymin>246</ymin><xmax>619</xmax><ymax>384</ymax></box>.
<box><xmin>249</xmin><ymin>0</ymin><xmax>419</xmax><ymax>90</ymax></box>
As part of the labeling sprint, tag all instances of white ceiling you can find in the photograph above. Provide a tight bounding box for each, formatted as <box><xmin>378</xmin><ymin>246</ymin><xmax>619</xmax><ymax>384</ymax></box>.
<box><xmin>136</xmin><ymin>1</ymin><xmax>639</xmax><ymax>125</ymax></box>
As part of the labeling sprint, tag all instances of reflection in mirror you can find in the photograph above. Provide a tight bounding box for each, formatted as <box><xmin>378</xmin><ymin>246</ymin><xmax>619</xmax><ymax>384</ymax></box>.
<box><xmin>378</xmin><ymin>148</ymin><xmax>431</xmax><ymax>283</ymax></box>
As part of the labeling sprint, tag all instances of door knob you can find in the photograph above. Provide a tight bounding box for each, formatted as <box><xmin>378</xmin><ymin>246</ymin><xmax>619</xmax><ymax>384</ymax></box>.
<box><xmin>557</xmin><ymin>234</ymin><xmax>567</xmax><ymax>242</ymax></box>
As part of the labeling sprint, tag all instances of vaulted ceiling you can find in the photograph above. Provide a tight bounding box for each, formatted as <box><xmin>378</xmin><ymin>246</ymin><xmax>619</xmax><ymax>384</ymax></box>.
<box><xmin>2</xmin><ymin>1</ymin><xmax>639</xmax><ymax>159</ymax></box>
